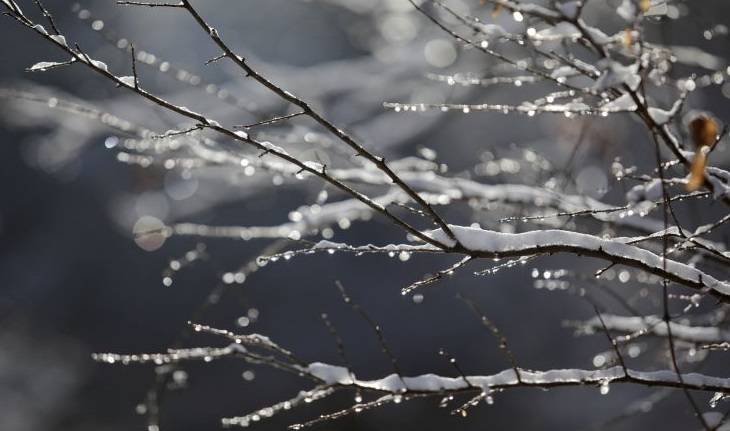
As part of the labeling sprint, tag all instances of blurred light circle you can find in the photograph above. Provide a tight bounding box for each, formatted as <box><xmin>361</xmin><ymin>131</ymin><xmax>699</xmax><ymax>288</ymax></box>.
<box><xmin>379</xmin><ymin>14</ymin><xmax>417</xmax><ymax>43</ymax></box>
<box><xmin>133</xmin><ymin>216</ymin><xmax>166</xmax><ymax>252</ymax></box>
<box><xmin>424</xmin><ymin>39</ymin><xmax>457</xmax><ymax>68</ymax></box>
<box><xmin>164</xmin><ymin>170</ymin><xmax>199</xmax><ymax>201</ymax></box>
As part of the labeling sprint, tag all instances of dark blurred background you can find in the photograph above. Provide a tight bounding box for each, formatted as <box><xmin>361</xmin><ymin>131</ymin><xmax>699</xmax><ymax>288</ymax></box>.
<box><xmin>2</xmin><ymin>1</ymin><xmax>730</xmax><ymax>430</ymax></box>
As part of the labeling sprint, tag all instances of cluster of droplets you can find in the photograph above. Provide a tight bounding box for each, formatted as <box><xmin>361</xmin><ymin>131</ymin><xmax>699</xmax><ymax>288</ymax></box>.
<box><xmin>438</xmin><ymin>394</ymin><xmax>456</xmax><ymax>408</ymax></box>
<box><xmin>592</xmin><ymin>344</ymin><xmax>643</xmax><ymax>368</ymax></box>
<box><xmin>70</xmin><ymin>3</ymin><xmax>255</xmax><ymax>111</ymax></box>
<box><xmin>115</xmin><ymin>151</ymin><xmax>154</xmax><ymax>168</ymax></box>
<box><xmin>236</xmin><ymin>308</ymin><xmax>260</xmax><ymax>328</ymax></box>
<box><xmin>474</xmin><ymin>155</ymin><xmax>522</xmax><ymax>177</ymax></box>
<box><xmin>476</xmin><ymin>256</ymin><xmax>531</xmax><ymax>276</ymax></box>
<box><xmin>531</xmin><ymin>268</ymin><xmax>571</xmax><ymax>290</ymax></box>
<box><xmin>109</xmin><ymin>130</ymin><xmax>194</xmax><ymax>153</ymax></box>
<box><xmin>384</xmin><ymin>100</ymin><xmax>609</xmax><ymax>118</ymax></box>
<box><xmin>677</xmin><ymin>293</ymin><xmax>703</xmax><ymax>313</ymax></box>
<box><xmin>453</xmin><ymin>388</ymin><xmax>495</xmax><ymax>418</ymax></box>
<box><xmin>221</xmin><ymin>387</ymin><xmax>334</xmax><ymax>429</ymax></box>
<box><xmin>258</xmin><ymin>243</ymin><xmax>420</xmax><ymax>267</ymax></box>
<box><xmin>107</xmin><ymin>128</ymin><xmax>211</xmax><ymax>172</ymax></box>
<box><xmin>473</xmin><ymin>145</ymin><xmax>563</xmax><ymax>201</ymax></box>
<box><xmin>288</xmin><ymin>392</ymin><xmax>395</xmax><ymax>430</ymax></box>
<box><xmin>162</xmin><ymin>243</ymin><xmax>206</xmax><ymax>287</ymax></box>
<box><xmin>256</xmin><ymin>249</ymin><xmax>305</xmax><ymax>266</ymax></box>
<box><xmin>596</xmin><ymin>268</ymin><xmax>661</xmax><ymax>286</ymax></box>
<box><xmin>426</xmin><ymin>72</ymin><xmax>539</xmax><ymax>88</ymax></box>
<box><xmin>92</xmin><ymin>345</ymin><xmax>234</xmax><ymax>365</ymax></box>
<box><xmin>222</xmin><ymin>270</ymin><xmax>246</xmax><ymax>285</ymax></box>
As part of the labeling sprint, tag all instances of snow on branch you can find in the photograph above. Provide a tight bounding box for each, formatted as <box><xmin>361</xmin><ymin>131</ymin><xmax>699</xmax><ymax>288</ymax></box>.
<box><xmin>93</xmin><ymin>337</ymin><xmax>730</xmax><ymax>429</ymax></box>
<box><xmin>576</xmin><ymin>314</ymin><xmax>730</xmax><ymax>345</ymax></box>
<box><xmin>424</xmin><ymin>225</ymin><xmax>730</xmax><ymax>300</ymax></box>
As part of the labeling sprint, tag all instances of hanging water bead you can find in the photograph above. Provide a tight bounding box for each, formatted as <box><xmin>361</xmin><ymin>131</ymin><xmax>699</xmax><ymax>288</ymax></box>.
<box><xmin>439</xmin><ymin>394</ymin><xmax>455</xmax><ymax>407</ymax></box>
<box><xmin>412</xmin><ymin>293</ymin><xmax>424</xmax><ymax>304</ymax></box>
<box><xmin>599</xmin><ymin>380</ymin><xmax>611</xmax><ymax>395</ymax></box>
<box><xmin>618</xmin><ymin>270</ymin><xmax>631</xmax><ymax>283</ymax></box>
<box><xmin>593</xmin><ymin>354</ymin><xmax>606</xmax><ymax>367</ymax></box>
<box><xmin>242</xmin><ymin>370</ymin><xmax>255</xmax><ymax>381</ymax></box>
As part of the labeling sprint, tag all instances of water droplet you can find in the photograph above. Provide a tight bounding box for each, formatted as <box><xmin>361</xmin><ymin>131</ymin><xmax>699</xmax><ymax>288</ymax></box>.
<box><xmin>618</xmin><ymin>270</ymin><xmax>631</xmax><ymax>283</ymax></box>
<box><xmin>592</xmin><ymin>354</ymin><xmax>606</xmax><ymax>367</ymax></box>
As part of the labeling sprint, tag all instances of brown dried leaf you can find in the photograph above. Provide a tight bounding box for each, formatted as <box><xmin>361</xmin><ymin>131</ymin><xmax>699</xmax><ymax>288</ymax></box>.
<box><xmin>687</xmin><ymin>149</ymin><xmax>707</xmax><ymax>191</ymax></box>
<box><xmin>689</xmin><ymin>114</ymin><xmax>719</xmax><ymax>150</ymax></box>
<box><xmin>622</xmin><ymin>28</ymin><xmax>633</xmax><ymax>48</ymax></box>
